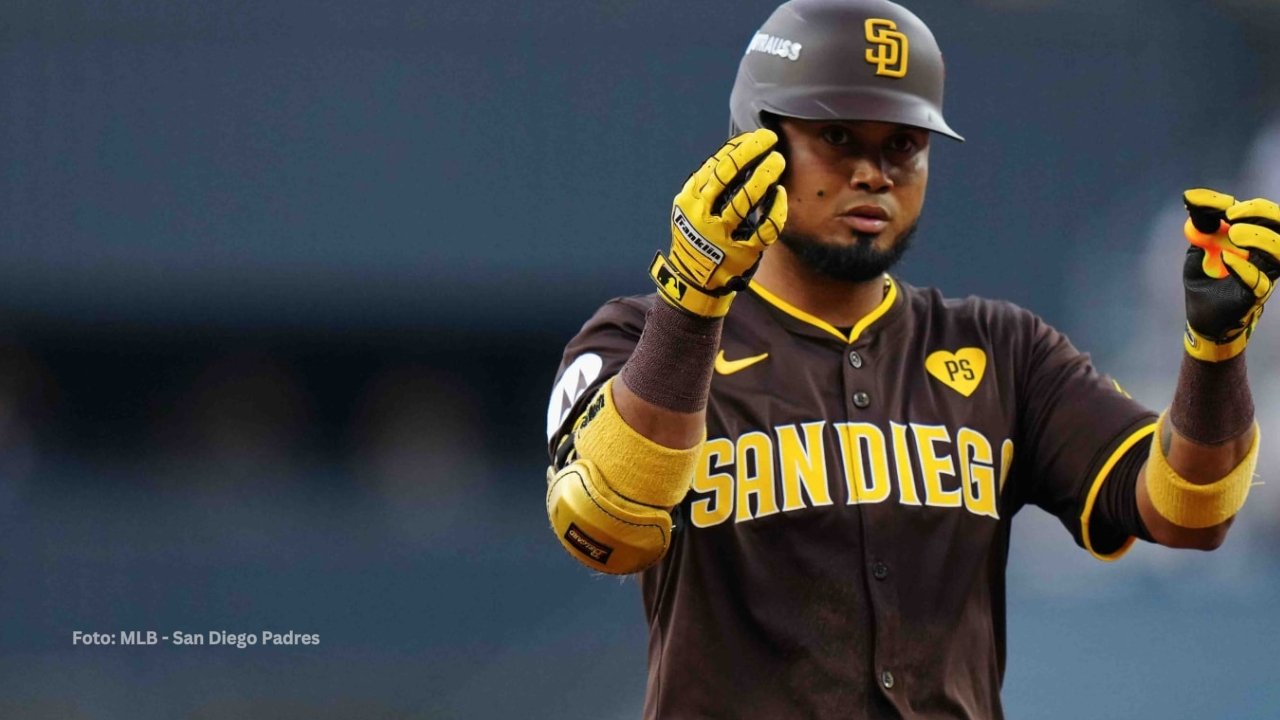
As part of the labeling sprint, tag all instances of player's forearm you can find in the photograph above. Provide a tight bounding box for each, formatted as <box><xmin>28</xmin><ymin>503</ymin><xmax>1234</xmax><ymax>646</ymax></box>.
<box><xmin>1138</xmin><ymin>354</ymin><xmax>1255</xmax><ymax>549</ymax></box>
<box><xmin>1164</xmin><ymin>355</ymin><xmax>1255</xmax><ymax>494</ymax></box>
<box><xmin>614</xmin><ymin>301</ymin><xmax>721</xmax><ymax>450</ymax></box>
<box><xmin>1169</xmin><ymin>353</ymin><xmax>1254</xmax><ymax>449</ymax></box>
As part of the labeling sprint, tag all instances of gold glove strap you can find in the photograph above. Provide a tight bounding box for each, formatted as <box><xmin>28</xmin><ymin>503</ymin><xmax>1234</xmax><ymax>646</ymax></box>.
<box><xmin>649</xmin><ymin>253</ymin><xmax>734</xmax><ymax>319</ymax></box>
<box><xmin>572</xmin><ymin>377</ymin><xmax>701</xmax><ymax>508</ymax></box>
<box><xmin>1146</xmin><ymin>411</ymin><xmax>1259</xmax><ymax>528</ymax></box>
<box><xmin>1184</xmin><ymin>322</ymin><xmax>1251</xmax><ymax>362</ymax></box>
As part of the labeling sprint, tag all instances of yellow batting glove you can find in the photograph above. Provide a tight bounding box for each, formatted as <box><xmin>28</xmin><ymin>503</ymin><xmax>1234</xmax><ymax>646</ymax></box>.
<box><xmin>1182</xmin><ymin>188</ymin><xmax>1280</xmax><ymax>361</ymax></box>
<box><xmin>650</xmin><ymin>129</ymin><xmax>787</xmax><ymax>318</ymax></box>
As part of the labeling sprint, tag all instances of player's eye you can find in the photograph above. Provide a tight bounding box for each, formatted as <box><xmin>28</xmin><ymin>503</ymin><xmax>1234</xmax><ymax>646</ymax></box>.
<box><xmin>820</xmin><ymin>126</ymin><xmax>852</xmax><ymax>147</ymax></box>
<box><xmin>886</xmin><ymin>133</ymin><xmax>919</xmax><ymax>155</ymax></box>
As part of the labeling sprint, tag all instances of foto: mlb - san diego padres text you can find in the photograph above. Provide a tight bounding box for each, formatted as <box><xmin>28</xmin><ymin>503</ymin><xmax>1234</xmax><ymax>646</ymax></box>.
<box><xmin>72</xmin><ymin>630</ymin><xmax>319</xmax><ymax>648</ymax></box>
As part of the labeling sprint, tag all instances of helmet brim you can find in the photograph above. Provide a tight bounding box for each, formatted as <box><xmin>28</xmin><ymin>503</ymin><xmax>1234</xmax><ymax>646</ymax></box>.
<box><xmin>748</xmin><ymin>84</ymin><xmax>964</xmax><ymax>142</ymax></box>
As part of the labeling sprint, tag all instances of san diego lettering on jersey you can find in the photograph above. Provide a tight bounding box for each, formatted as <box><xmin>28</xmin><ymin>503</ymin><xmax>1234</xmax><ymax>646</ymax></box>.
<box><xmin>746</xmin><ymin>32</ymin><xmax>803</xmax><ymax>61</ymax></box>
<box><xmin>688</xmin><ymin>419</ymin><xmax>1014</xmax><ymax>527</ymax></box>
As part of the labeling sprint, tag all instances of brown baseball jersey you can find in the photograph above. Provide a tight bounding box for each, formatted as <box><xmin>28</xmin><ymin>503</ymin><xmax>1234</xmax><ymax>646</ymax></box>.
<box><xmin>545</xmin><ymin>276</ymin><xmax>1157</xmax><ymax>719</ymax></box>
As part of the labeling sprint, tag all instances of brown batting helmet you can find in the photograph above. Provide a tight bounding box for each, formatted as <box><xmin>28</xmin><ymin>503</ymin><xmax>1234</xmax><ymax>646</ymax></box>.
<box><xmin>729</xmin><ymin>0</ymin><xmax>963</xmax><ymax>141</ymax></box>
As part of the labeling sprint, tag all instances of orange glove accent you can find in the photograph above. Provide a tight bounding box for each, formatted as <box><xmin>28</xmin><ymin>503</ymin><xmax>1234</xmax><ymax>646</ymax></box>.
<box><xmin>1183</xmin><ymin>218</ymin><xmax>1247</xmax><ymax>280</ymax></box>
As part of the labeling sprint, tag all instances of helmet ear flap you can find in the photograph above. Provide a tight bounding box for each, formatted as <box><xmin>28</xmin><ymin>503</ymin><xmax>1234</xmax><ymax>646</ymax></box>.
<box><xmin>727</xmin><ymin>107</ymin><xmax>779</xmax><ymax>136</ymax></box>
<box><xmin>757</xmin><ymin>111</ymin><xmax>789</xmax><ymax>178</ymax></box>
<box><xmin>758</xmin><ymin>111</ymin><xmax>782</xmax><ymax>134</ymax></box>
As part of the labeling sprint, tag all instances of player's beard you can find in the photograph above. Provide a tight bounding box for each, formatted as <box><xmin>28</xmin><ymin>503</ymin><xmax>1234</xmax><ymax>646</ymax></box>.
<box><xmin>779</xmin><ymin>221</ymin><xmax>918</xmax><ymax>283</ymax></box>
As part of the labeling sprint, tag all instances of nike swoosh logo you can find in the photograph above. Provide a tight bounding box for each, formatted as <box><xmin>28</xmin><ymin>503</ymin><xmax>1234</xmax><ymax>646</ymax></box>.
<box><xmin>715</xmin><ymin>350</ymin><xmax>769</xmax><ymax>376</ymax></box>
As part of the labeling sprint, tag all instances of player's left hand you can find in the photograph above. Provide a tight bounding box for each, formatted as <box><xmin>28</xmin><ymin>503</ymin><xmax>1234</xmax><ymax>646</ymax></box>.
<box><xmin>1182</xmin><ymin>188</ymin><xmax>1280</xmax><ymax>361</ymax></box>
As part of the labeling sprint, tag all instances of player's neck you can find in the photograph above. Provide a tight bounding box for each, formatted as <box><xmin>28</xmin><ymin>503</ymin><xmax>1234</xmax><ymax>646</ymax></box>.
<box><xmin>752</xmin><ymin>245</ymin><xmax>889</xmax><ymax>329</ymax></box>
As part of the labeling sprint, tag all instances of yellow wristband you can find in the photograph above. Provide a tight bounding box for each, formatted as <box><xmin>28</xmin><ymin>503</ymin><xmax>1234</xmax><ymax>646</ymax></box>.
<box><xmin>572</xmin><ymin>377</ymin><xmax>702</xmax><ymax>508</ymax></box>
<box><xmin>1145</xmin><ymin>411</ymin><xmax>1259</xmax><ymax>528</ymax></box>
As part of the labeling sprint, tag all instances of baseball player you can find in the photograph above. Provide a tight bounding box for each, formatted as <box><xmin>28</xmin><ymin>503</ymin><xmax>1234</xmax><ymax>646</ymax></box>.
<box><xmin>543</xmin><ymin>0</ymin><xmax>1278</xmax><ymax>716</ymax></box>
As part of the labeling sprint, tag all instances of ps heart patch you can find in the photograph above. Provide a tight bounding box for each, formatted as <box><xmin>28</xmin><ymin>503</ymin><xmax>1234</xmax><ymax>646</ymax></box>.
<box><xmin>925</xmin><ymin>348</ymin><xmax>987</xmax><ymax>397</ymax></box>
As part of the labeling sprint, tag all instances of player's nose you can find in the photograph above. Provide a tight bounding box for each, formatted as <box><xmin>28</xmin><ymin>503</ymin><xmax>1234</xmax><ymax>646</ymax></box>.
<box><xmin>849</xmin><ymin>155</ymin><xmax>892</xmax><ymax>193</ymax></box>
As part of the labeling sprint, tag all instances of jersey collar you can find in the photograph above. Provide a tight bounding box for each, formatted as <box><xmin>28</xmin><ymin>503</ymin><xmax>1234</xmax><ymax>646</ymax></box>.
<box><xmin>747</xmin><ymin>275</ymin><xmax>902</xmax><ymax>345</ymax></box>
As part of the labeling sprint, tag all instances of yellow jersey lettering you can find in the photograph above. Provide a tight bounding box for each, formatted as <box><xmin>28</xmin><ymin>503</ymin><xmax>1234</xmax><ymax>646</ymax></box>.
<box><xmin>890</xmin><ymin>421</ymin><xmax>921</xmax><ymax>506</ymax></box>
<box><xmin>735</xmin><ymin>431</ymin><xmax>779</xmax><ymax>522</ymax></box>
<box><xmin>999</xmin><ymin>438</ymin><xmax>1015</xmax><ymax>494</ymax></box>
<box><xmin>776</xmin><ymin>421</ymin><xmax>832</xmax><ymax>512</ymax></box>
<box><xmin>837</xmin><ymin>422</ymin><xmax>892</xmax><ymax>505</ymax></box>
<box><xmin>690</xmin><ymin>437</ymin><xmax>735</xmax><ymax>528</ymax></box>
<box><xmin>957</xmin><ymin>427</ymin><xmax>999</xmax><ymax>519</ymax></box>
<box><xmin>688</xmin><ymin>423</ymin><xmax>1005</xmax><ymax>528</ymax></box>
<box><xmin>912</xmin><ymin>423</ymin><xmax>960</xmax><ymax>508</ymax></box>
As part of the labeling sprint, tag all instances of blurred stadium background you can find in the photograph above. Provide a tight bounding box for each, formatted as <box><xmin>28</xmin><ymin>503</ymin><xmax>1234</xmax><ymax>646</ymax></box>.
<box><xmin>2</xmin><ymin>0</ymin><xmax>1279</xmax><ymax>717</ymax></box>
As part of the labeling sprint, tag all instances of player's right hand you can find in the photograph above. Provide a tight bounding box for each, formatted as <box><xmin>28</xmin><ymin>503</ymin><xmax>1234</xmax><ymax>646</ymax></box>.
<box><xmin>649</xmin><ymin>129</ymin><xmax>788</xmax><ymax>318</ymax></box>
<box><xmin>1182</xmin><ymin>188</ymin><xmax>1280</xmax><ymax>361</ymax></box>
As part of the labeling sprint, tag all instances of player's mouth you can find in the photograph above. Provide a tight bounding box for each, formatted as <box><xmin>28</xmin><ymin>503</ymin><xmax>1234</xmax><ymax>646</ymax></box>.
<box><xmin>838</xmin><ymin>205</ymin><xmax>890</xmax><ymax>234</ymax></box>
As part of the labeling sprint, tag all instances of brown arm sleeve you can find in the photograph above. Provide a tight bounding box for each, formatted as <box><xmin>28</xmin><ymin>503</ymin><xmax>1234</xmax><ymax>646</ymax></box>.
<box><xmin>619</xmin><ymin>301</ymin><xmax>722</xmax><ymax>414</ymax></box>
<box><xmin>613</xmin><ymin>300</ymin><xmax>723</xmax><ymax>450</ymax></box>
<box><xmin>1168</xmin><ymin>353</ymin><xmax>1252</xmax><ymax>444</ymax></box>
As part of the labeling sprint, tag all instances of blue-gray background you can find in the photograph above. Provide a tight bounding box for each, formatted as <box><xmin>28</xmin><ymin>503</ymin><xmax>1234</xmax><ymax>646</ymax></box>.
<box><xmin>2</xmin><ymin>1</ymin><xmax>1279</xmax><ymax>718</ymax></box>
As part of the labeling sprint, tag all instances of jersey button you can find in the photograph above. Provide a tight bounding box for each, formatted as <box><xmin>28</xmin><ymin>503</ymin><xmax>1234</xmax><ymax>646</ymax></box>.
<box><xmin>848</xmin><ymin>350</ymin><xmax>863</xmax><ymax>369</ymax></box>
<box><xmin>852</xmin><ymin>391</ymin><xmax>871</xmax><ymax>409</ymax></box>
<box><xmin>872</xmin><ymin>561</ymin><xmax>889</xmax><ymax>580</ymax></box>
<box><xmin>881</xmin><ymin>670</ymin><xmax>895</xmax><ymax>689</ymax></box>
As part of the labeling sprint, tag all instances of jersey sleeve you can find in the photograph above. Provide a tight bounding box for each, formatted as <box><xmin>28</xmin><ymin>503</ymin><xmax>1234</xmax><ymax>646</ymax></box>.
<box><xmin>544</xmin><ymin>295</ymin><xmax>652</xmax><ymax>461</ymax></box>
<box><xmin>1008</xmin><ymin>307</ymin><xmax>1159</xmax><ymax>561</ymax></box>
